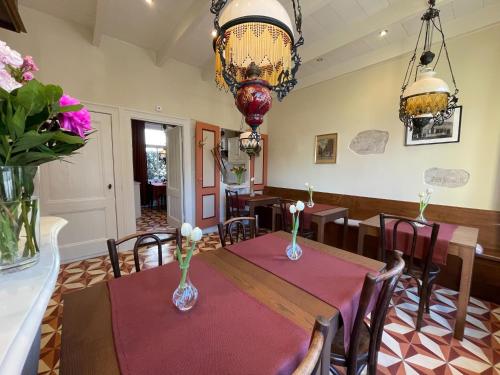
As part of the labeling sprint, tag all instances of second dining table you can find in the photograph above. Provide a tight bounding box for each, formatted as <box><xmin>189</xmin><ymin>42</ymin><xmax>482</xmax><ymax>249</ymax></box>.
<box><xmin>60</xmin><ymin>232</ymin><xmax>384</xmax><ymax>375</ymax></box>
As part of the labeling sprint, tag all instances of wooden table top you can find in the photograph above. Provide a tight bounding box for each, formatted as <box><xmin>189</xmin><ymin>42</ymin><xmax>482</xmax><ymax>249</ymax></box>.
<box><xmin>360</xmin><ymin>215</ymin><xmax>479</xmax><ymax>248</ymax></box>
<box><xmin>60</xmin><ymin>231</ymin><xmax>384</xmax><ymax>375</ymax></box>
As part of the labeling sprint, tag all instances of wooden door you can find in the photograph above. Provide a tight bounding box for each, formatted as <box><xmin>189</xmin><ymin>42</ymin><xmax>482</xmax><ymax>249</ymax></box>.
<box><xmin>40</xmin><ymin>111</ymin><xmax>117</xmax><ymax>263</ymax></box>
<box><xmin>195</xmin><ymin>122</ymin><xmax>220</xmax><ymax>228</ymax></box>
<box><xmin>167</xmin><ymin>126</ymin><xmax>184</xmax><ymax>228</ymax></box>
<box><xmin>250</xmin><ymin>134</ymin><xmax>268</xmax><ymax>192</ymax></box>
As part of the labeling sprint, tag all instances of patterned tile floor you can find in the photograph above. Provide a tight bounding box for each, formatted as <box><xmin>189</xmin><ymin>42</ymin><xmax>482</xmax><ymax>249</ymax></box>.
<box><xmin>38</xmin><ymin>210</ymin><xmax>500</xmax><ymax>375</ymax></box>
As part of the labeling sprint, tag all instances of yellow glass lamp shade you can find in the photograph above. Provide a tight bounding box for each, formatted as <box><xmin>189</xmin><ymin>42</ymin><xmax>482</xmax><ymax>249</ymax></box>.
<box><xmin>214</xmin><ymin>0</ymin><xmax>294</xmax><ymax>89</ymax></box>
<box><xmin>403</xmin><ymin>68</ymin><xmax>450</xmax><ymax>116</ymax></box>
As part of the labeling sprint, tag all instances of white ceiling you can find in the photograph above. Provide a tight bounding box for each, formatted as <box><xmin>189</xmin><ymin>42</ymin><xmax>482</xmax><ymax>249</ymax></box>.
<box><xmin>19</xmin><ymin>0</ymin><xmax>500</xmax><ymax>89</ymax></box>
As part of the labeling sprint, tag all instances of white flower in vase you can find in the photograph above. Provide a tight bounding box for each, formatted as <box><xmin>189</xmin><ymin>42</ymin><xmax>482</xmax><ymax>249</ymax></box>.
<box><xmin>286</xmin><ymin>201</ymin><xmax>303</xmax><ymax>261</ymax></box>
<box><xmin>416</xmin><ymin>188</ymin><xmax>433</xmax><ymax>226</ymax></box>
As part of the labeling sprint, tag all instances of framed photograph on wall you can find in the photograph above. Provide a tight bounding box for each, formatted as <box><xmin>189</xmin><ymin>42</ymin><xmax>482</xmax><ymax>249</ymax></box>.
<box><xmin>405</xmin><ymin>106</ymin><xmax>462</xmax><ymax>146</ymax></box>
<box><xmin>314</xmin><ymin>133</ymin><xmax>337</xmax><ymax>164</ymax></box>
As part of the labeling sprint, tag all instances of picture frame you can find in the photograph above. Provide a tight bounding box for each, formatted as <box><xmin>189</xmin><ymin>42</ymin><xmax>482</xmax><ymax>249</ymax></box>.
<box><xmin>405</xmin><ymin>106</ymin><xmax>462</xmax><ymax>146</ymax></box>
<box><xmin>314</xmin><ymin>133</ymin><xmax>337</xmax><ymax>164</ymax></box>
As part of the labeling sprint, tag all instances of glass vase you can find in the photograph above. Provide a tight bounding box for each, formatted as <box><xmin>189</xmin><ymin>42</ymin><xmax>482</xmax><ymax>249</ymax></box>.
<box><xmin>0</xmin><ymin>166</ymin><xmax>40</xmax><ymax>273</ymax></box>
<box><xmin>306</xmin><ymin>196</ymin><xmax>314</xmax><ymax>208</ymax></box>
<box><xmin>286</xmin><ymin>236</ymin><xmax>303</xmax><ymax>261</ymax></box>
<box><xmin>415</xmin><ymin>209</ymin><xmax>427</xmax><ymax>227</ymax></box>
<box><xmin>172</xmin><ymin>271</ymin><xmax>198</xmax><ymax>311</ymax></box>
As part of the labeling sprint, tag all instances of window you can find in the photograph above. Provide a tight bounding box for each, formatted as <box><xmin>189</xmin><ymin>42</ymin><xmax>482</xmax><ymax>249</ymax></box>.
<box><xmin>145</xmin><ymin>126</ymin><xmax>167</xmax><ymax>182</ymax></box>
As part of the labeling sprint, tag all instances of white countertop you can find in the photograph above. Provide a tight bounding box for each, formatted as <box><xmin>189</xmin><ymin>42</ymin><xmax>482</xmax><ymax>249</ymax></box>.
<box><xmin>0</xmin><ymin>216</ymin><xmax>67</xmax><ymax>375</ymax></box>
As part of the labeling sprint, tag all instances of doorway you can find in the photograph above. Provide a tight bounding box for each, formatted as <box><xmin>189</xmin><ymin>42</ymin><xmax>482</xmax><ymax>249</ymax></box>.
<box><xmin>131</xmin><ymin>119</ymin><xmax>184</xmax><ymax>231</ymax></box>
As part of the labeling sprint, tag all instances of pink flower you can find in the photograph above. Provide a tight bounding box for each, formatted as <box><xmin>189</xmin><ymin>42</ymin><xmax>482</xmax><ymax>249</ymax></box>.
<box><xmin>22</xmin><ymin>71</ymin><xmax>34</xmax><ymax>81</ymax></box>
<box><xmin>22</xmin><ymin>55</ymin><xmax>38</xmax><ymax>72</ymax></box>
<box><xmin>0</xmin><ymin>41</ymin><xmax>23</xmax><ymax>68</ymax></box>
<box><xmin>0</xmin><ymin>69</ymin><xmax>22</xmax><ymax>92</ymax></box>
<box><xmin>58</xmin><ymin>95</ymin><xmax>92</xmax><ymax>138</ymax></box>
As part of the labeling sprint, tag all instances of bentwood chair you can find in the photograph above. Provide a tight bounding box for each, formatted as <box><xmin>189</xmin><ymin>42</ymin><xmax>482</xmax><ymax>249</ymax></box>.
<box><xmin>379</xmin><ymin>214</ymin><xmax>440</xmax><ymax>330</ymax></box>
<box><xmin>217</xmin><ymin>217</ymin><xmax>257</xmax><ymax>247</ymax></box>
<box><xmin>107</xmin><ymin>229</ymin><xmax>181</xmax><ymax>278</ymax></box>
<box><xmin>292</xmin><ymin>317</ymin><xmax>330</xmax><ymax>375</ymax></box>
<box><xmin>280</xmin><ymin>199</ymin><xmax>315</xmax><ymax>240</ymax></box>
<box><xmin>330</xmin><ymin>251</ymin><xmax>405</xmax><ymax>375</ymax></box>
<box><xmin>225</xmin><ymin>189</ymin><xmax>249</xmax><ymax>219</ymax></box>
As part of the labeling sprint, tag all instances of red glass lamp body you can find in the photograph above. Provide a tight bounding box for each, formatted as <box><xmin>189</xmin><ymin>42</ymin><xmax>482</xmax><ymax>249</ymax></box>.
<box><xmin>235</xmin><ymin>78</ymin><xmax>272</xmax><ymax>132</ymax></box>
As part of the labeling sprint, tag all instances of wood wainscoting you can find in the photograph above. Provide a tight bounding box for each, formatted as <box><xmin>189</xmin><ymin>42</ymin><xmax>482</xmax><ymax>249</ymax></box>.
<box><xmin>264</xmin><ymin>186</ymin><xmax>500</xmax><ymax>304</ymax></box>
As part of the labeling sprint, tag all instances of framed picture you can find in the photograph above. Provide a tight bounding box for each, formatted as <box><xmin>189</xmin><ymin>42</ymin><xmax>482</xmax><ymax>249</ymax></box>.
<box><xmin>314</xmin><ymin>133</ymin><xmax>337</xmax><ymax>164</ymax></box>
<box><xmin>405</xmin><ymin>106</ymin><xmax>462</xmax><ymax>146</ymax></box>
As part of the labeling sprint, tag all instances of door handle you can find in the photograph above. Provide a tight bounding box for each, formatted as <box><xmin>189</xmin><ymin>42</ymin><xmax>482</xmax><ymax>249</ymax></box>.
<box><xmin>108</xmin><ymin>184</ymin><xmax>112</xmax><ymax>190</ymax></box>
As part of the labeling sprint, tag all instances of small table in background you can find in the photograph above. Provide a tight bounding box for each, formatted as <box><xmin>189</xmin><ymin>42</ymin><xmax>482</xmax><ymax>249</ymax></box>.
<box><xmin>236</xmin><ymin>194</ymin><xmax>280</xmax><ymax>217</ymax></box>
<box><xmin>357</xmin><ymin>215</ymin><xmax>478</xmax><ymax>340</ymax></box>
<box><xmin>272</xmin><ymin>204</ymin><xmax>349</xmax><ymax>248</ymax></box>
<box><xmin>150</xmin><ymin>182</ymin><xmax>167</xmax><ymax>209</ymax></box>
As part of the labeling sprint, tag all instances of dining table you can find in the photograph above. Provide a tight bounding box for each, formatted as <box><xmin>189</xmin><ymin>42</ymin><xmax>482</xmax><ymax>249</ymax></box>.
<box><xmin>236</xmin><ymin>193</ymin><xmax>281</xmax><ymax>217</ymax></box>
<box><xmin>272</xmin><ymin>204</ymin><xmax>349</xmax><ymax>247</ymax></box>
<box><xmin>357</xmin><ymin>215</ymin><xmax>479</xmax><ymax>340</ymax></box>
<box><xmin>60</xmin><ymin>232</ymin><xmax>384</xmax><ymax>375</ymax></box>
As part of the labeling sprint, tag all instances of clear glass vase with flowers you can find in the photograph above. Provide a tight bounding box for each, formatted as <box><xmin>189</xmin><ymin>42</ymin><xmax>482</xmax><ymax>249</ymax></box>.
<box><xmin>286</xmin><ymin>200</ymin><xmax>305</xmax><ymax>260</ymax></box>
<box><xmin>172</xmin><ymin>223</ymin><xmax>203</xmax><ymax>311</ymax></box>
<box><xmin>305</xmin><ymin>182</ymin><xmax>315</xmax><ymax>208</ymax></box>
<box><xmin>415</xmin><ymin>188</ymin><xmax>433</xmax><ymax>227</ymax></box>
<box><xmin>0</xmin><ymin>40</ymin><xmax>92</xmax><ymax>272</ymax></box>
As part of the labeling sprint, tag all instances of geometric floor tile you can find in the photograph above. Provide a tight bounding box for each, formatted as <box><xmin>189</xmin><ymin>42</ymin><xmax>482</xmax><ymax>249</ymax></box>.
<box><xmin>38</xmin><ymin>209</ymin><xmax>500</xmax><ymax>374</ymax></box>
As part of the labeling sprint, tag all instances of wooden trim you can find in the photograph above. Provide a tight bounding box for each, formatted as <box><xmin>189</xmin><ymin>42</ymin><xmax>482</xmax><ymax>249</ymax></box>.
<box><xmin>264</xmin><ymin>186</ymin><xmax>500</xmax><ymax>253</ymax></box>
<box><xmin>195</xmin><ymin>122</ymin><xmax>220</xmax><ymax>228</ymax></box>
<box><xmin>0</xmin><ymin>0</ymin><xmax>27</xmax><ymax>33</ymax></box>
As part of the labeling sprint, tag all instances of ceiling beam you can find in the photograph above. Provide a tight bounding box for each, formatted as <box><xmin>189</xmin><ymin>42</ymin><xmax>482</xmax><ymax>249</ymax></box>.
<box><xmin>156</xmin><ymin>0</ymin><xmax>208</xmax><ymax>67</ymax></box>
<box><xmin>300</xmin><ymin>0</ymin><xmax>454</xmax><ymax>64</ymax></box>
<box><xmin>92</xmin><ymin>0</ymin><xmax>111</xmax><ymax>46</ymax></box>
<box><xmin>297</xmin><ymin>3</ymin><xmax>500</xmax><ymax>90</ymax></box>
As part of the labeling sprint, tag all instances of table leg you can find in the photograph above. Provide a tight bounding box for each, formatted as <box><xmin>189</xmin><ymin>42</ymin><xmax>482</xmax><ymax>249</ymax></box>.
<box><xmin>357</xmin><ymin>224</ymin><xmax>367</xmax><ymax>255</ymax></box>
<box><xmin>271</xmin><ymin>207</ymin><xmax>277</xmax><ymax>232</ymax></box>
<box><xmin>342</xmin><ymin>214</ymin><xmax>348</xmax><ymax>249</ymax></box>
<box><xmin>316</xmin><ymin>218</ymin><xmax>325</xmax><ymax>243</ymax></box>
<box><xmin>454</xmin><ymin>245</ymin><xmax>474</xmax><ymax>340</ymax></box>
<box><xmin>249</xmin><ymin>203</ymin><xmax>255</xmax><ymax>217</ymax></box>
<box><xmin>320</xmin><ymin>314</ymin><xmax>338</xmax><ymax>375</ymax></box>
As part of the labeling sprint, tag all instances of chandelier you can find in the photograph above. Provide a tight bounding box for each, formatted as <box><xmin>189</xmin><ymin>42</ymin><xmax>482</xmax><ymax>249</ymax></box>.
<box><xmin>210</xmin><ymin>0</ymin><xmax>303</xmax><ymax>155</ymax></box>
<box><xmin>399</xmin><ymin>0</ymin><xmax>459</xmax><ymax>130</ymax></box>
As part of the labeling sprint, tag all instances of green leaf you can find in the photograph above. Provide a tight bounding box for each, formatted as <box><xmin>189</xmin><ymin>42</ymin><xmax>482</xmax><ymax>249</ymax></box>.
<box><xmin>7</xmin><ymin>106</ymin><xmax>26</xmax><ymax>139</ymax></box>
<box><xmin>7</xmin><ymin>151</ymin><xmax>59</xmax><ymax>166</ymax></box>
<box><xmin>25</xmin><ymin>108</ymin><xmax>51</xmax><ymax>131</ymax></box>
<box><xmin>44</xmin><ymin>85</ymin><xmax>63</xmax><ymax>105</ymax></box>
<box><xmin>52</xmin><ymin>130</ymin><xmax>85</xmax><ymax>145</ymax></box>
<box><xmin>58</xmin><ymin>104</ymin><xmax>83</xmax><ymax>113</ymax></box>
<box><xmin>11</xmin><ymin>130</ymin><xmax>54</xmax><ymax>153</ymax></box>
<box><xmin>12</xmin><ymin>80</ymin><xmax>47</xmax><ymax>116</ymax></box>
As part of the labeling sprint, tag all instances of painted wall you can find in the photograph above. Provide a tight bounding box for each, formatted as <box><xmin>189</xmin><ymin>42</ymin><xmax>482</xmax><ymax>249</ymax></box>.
<box><xmin>268</xmin><ymin>24</ymin><xmax>500</xmax><ymax>211</ymax></box>
<box><xmin>0</xmin><ymin>6</ymin><xmax>242</xmax><ymax>130</ymax></box>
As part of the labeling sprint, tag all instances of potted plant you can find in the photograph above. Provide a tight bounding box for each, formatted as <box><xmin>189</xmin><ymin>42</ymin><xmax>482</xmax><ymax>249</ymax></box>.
<box><xmin>0</xmin><ymin>41</ymin><xmax>92</xmax><ymax>272</ymax></box>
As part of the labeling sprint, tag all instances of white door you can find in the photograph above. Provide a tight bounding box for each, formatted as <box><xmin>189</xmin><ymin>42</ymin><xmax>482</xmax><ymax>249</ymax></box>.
<box><xmin>40</xmin><ymin>111</ymin><xmax>117</xmax><ymax>262</ymax></box>
<box><xmin>167</xmin><ymin>126</ymin><xmax>184</xmax><ymax>228</ymax></box>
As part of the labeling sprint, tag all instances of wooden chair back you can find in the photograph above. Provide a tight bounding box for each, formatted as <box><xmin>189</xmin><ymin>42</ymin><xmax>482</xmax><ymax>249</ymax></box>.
<box><xmin>218</xmin><ymin>217</ymin><xmax>257</xmax><ymax>247</ymax></box>
<box><xmin>280</xmin><ymin>199</ymin><xmax>307</xmax><ymax>236</ymax></box>
<box><xmin>107</xmin><ymin>229</ymin><xmax>181</xmax><ymax>278</ymax></box>
<box><xmin>346</xmin><ymin>251</ymin><xmax>405</xmax><ymax>373</ymax></box>
<box><xmin>379</xmin><ymin>213</ymin><xmax>440</xmax><ymax>279</ymax></box>
<box><xmin>225</xmin><ymin>189</ymin><xmax>243</xmax><ymax>218</ymax></box>
<box><xmin>292</xmin><ymin>316</ymin><xmax>330</xmax><ymax>375</ymax></box>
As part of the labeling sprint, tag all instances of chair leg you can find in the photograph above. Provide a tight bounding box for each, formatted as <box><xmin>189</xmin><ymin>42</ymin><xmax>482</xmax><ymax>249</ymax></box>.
<box><xmin>416</xmin><ymin>281</ymin><xmax>428</xmax><ymax>331</ymax></box>
<box><xmin>367</xmin><ymin>349</ymin><xmax>378</xmax><ymax>375</ymax></box>
<box><xmin>425</xmin><ymin>279</ymin><xmax>435</xmax><ymax>313</ymax></box>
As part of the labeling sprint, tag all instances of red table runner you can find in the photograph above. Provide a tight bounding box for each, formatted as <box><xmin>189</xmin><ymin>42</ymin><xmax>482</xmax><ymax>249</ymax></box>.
<box><xmin>226</xmin><ymin>233</ymin><xmax>377</xmax><ymax>351</ymax></box>
<box><xmin>108</xmin><ymin>257</ymin><xmax>309</xmax><ymax>375</ymax></box>
<box><xmin>385</xmin><ymin>221</ymin><xmax>458</xmax><ymax>265</ymax></box>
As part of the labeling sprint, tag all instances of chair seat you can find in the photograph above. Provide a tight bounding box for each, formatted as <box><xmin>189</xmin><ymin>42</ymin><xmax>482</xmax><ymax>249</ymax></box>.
<box><xmin>386</xmin><ymin>252</ymin><xmax>440</xmax><ymax>280</ymax></box>
<box><xmin>330</xmin><ymin>324</ymin><xmax>369</xmax><ymax>366</ymax></box>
